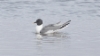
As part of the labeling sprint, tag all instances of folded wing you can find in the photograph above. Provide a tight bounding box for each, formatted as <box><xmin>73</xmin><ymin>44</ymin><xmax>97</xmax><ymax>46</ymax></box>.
<box><xmin>40</xmin><ymin>20</ymin><xmax>71</xmax><ymax>34</ymax></box>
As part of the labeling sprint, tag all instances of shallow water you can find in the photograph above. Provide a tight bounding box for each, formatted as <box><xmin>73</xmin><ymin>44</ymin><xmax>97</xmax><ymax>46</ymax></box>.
<box><xmin>0</xmin><ymin>0</ymin><xmax>100</xmax><ymax>56</ymax></box>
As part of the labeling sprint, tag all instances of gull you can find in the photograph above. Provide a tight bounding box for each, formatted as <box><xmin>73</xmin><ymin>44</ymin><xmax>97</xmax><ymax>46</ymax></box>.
<box><xmin>34</xmin><ymin>19</ymin><xmax>71</xmax><ymax>34</ymax></box>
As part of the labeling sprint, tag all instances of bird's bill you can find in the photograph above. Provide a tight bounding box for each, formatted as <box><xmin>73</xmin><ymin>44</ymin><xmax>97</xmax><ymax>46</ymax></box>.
<box><xmin>33</xmin><ymin>22</ymin><xmax>36</xmax><ymax>24</ymax></box>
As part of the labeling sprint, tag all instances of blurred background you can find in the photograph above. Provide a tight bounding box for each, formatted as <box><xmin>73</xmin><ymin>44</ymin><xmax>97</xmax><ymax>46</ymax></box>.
<box><xmin>0</xmin><ymin>0</ymin><xmax>100</xmax><ymax>56</ymax></box>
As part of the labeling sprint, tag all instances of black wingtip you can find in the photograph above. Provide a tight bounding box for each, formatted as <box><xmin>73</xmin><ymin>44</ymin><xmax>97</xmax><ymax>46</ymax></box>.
<box><xmin>60</xmin><ymin>20</ymin><xmax>71</xmax><ymax>29</ymax></box>
<box><xmin>68</xmin><ymin>20</ymin><xmax>71</xmax><ymax>23</ymax></box>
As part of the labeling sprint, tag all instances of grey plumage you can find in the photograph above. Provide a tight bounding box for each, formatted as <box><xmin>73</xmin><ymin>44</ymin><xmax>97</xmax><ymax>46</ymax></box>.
<box><xmin>40</xmin><ymin>20</ymin><xmax>71</xmax><ymax>34</ymax></box>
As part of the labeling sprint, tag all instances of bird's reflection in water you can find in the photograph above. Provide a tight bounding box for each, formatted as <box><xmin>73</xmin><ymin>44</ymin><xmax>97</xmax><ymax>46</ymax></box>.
<box><xmin>34</xmin><ymin>32</ymin><xmax>71</xmax><ymax>51</ymax></box>
<box><xmin>35</xmin><ymin>32</ymin><xmax>70</xmax><ymax>45</ymax></box>
<box><xmin>36</xmin><ymin>32</ymin><xmax>69</xmax><ymax>39</ymax></box>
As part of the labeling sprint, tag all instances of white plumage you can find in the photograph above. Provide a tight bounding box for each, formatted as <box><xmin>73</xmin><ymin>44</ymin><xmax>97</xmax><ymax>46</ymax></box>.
<box><xmin>34</xmin><ymin>19</ymin><xmax>71</xmax><ymax>34</ymax></box>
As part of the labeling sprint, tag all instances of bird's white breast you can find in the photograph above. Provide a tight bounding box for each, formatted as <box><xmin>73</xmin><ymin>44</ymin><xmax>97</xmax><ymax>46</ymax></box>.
<box><xmin>36</xmin><ymin>25</ymin><xmax>43</xmax><ymax>33</ymax></box>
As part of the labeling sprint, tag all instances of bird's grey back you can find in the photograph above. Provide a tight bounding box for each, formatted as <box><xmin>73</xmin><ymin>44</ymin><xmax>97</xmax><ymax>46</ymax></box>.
<box><xmin>40</xmin><ymin>20</ymin><xmax>71</xmax><ymax>34</ymax></box>
<box><xmin>40</xmin><ymin>24</ymin><xmax>61</xmax><ymax>33</ymax></box>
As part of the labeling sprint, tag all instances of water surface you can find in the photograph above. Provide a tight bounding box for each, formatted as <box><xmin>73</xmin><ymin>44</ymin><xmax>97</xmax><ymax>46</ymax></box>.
<box><xmin>0</xmin><ymin>0</ymin><xmax>100</xmax><ymax>56</ymax></box>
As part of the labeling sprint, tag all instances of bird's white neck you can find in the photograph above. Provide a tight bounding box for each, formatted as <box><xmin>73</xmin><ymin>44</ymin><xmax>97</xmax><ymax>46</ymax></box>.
<box><xmin>36</xmin><ymin>25</ymin><xmax>43</xmax><ymax>33</ymax></box>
